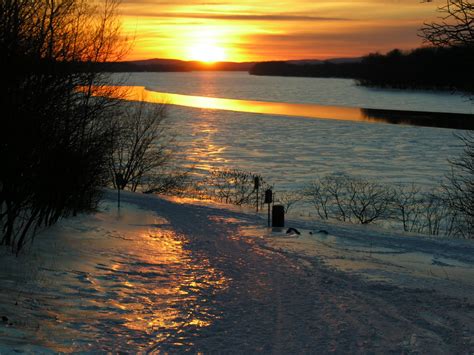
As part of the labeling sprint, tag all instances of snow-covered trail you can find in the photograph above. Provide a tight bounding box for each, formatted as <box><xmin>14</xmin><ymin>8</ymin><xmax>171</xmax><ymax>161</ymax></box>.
<box><xmin>124</xmin><ymin>193</ymin><xmax>474</xmax><ymax>353</ymax></box>
<box><xmin>0</xmin><ymin>191</ymin><xmax>473</xmax><ymax>352</ymax></box>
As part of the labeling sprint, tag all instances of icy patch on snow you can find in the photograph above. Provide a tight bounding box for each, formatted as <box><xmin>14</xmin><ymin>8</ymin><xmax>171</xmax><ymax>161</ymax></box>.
<box><xmin>0</xmin><ymin>196</ymin><xmax>229</xmax><ymax>352</ymax></box>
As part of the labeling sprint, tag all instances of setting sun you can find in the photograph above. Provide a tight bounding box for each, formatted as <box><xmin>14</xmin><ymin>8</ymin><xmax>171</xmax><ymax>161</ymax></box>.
<box><xmin>119</xmin><ymin>1</ymin><xmax>441</xmax><ymax>62</ymax></box>
<box><xmin>189</xmin><ymin>43</ymin><xmax>226</xmax><ymax>63</ymax></box>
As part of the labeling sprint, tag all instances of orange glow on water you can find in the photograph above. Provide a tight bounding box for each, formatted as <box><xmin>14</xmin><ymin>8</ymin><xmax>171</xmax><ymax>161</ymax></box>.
<box><xmin>92</xmin><ymin>85</ymin><xmax>367</xmax><ymax>122</ymax></box>
<box><xmin>85</xmin><ymin>85</ymin><xmax>474</xmax><ymax>130</ymax></box>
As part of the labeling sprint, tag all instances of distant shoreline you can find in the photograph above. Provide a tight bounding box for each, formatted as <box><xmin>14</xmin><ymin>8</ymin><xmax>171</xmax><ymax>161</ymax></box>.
<box><xmin>100</xmin><ymin>59</ymin><xmax>255</xmax><ymax>73</ymax></box>
<box><xmin>249</xmin><ymin>47</ymin><xmax>474</xmax><ymax>94</ymax></box>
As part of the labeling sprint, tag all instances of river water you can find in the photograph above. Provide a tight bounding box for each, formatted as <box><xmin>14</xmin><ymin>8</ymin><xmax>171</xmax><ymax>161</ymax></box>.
<box><xmin>111</xmin><ymin>72</ymin><xmax>473</xmax><ymax>190</ymax></box>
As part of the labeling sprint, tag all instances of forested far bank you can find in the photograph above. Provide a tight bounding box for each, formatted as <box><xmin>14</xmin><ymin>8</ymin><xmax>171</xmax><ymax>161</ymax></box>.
<box><xmin>97</xmin><ymin>59</ymin><xmax>255</xmax><ymax>72</ymax></box>
<box><xmin>249</xmin><ymin>46</ymin><xmax>474</xmax><ymax>93</ymax></box>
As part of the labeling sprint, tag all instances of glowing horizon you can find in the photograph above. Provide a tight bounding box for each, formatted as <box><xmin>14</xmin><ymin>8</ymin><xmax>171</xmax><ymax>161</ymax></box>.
<box><xmin>119</xmin><ymin>0</ymin><xmax>441</xmax><ymax>62</ymax></box>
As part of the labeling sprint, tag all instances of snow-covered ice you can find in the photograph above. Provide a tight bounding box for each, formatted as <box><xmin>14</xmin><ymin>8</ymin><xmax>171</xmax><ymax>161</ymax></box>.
<box><xmin>111</xmin><ymin>72</ymin><xmax>471</xmax><ymax>194</ymax></box>
<box><xmin>1</xmin><ymin>190</ymin><xmax>473</xmax><ymax>352</ymax></box>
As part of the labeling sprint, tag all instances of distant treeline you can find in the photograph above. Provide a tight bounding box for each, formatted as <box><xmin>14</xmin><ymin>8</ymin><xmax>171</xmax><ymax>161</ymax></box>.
<box><xmin>97</xmin><ymin>60</ymin><xmax>255</xmax><ymax>73</ymax></box>
<box><xmin>250</xmin><ymin>46</ymin><xmax>474</xmax><ymax>93</ymax></box>
<box><xmin>98</xmin><ymin>62</ymin><xmax>190</xmax><ymax>72</ymax></box>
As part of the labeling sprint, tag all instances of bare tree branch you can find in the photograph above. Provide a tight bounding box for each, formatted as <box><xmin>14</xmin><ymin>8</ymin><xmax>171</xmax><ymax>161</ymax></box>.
<box><xmin>420</xmin><ymin>0</ymin><xmax>474</xmax><ymax>47</ymax></box>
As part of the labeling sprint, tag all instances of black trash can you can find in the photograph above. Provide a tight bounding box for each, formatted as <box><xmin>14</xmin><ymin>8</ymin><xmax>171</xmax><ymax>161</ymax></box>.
<box><xmin>272</xmin><ymin>205</ymin><xmax>285</xmax><ymax>227</ymax></box>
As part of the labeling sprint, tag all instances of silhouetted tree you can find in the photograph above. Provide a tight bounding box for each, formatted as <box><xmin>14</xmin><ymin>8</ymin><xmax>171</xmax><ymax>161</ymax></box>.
<box><xmin>390</xmin><ymin>184</ymin><xmax>424</xmax><ymax>233</ymax></box>
<box><xmin>419</xmin><ymin>1</ymin><xmax>473</xmax><ymax>237</ymax></box>
<box><xmin>420</xmin><ymin>0</ymin><xmax>474</xmax><ymax>47</ymax></box>
<box><xmin>305</xmin><ymin>174</ymin><xmax>392</xmax><ymax>225</ymax></box>
<box><xmin>108</xmin><ymin>99</ymin><xmax>174</xmax><ymax>192</ymax></box>
<box><xmin>444</xmin><ymin>132</ymin><xmax>474</xmax><ymax>237</ymax></box>
<box><xmin>0</xmin><ymin>0</ymin><xmax>127</xmax><ymax>253</ymax></box>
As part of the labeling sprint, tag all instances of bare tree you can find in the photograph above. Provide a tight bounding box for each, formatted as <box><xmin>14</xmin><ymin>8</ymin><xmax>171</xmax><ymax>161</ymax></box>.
<box><xmin>419</xmin><ymin>0</ymin><xmax>473</xmax><ymax>237</ymax></box>
<box><xmin>418</xmin><ymin>189</ymin><xmax>458</xmax><ymax>236</ymax></box>
<box><xmin>390</xmin><ymin>184</ymin><xmax>425</xmax><ymax>232</ymax></box>
<box><xmin>108</xmin><ymin>99</ymin><xmax>174</xmax><ymax>192</ymax></box>
<box><xmin>143</xmin><ymin>169</ymin><xmax>192</xmax><ymax>196</ymax></box>
<box><xmin>324</xmin><ymin>175</ymin><xmax>353</xmax><ymax>222</ymax></box>
<box><xmin>0</xmin><ymin>0</ymin><xmax>127</xmax><ymax>253</ymax></box>
<box><xmin>305</xmin><ymin>177</ymin><xmax>335</xmax><ymax>220</ymax></box>
<box><xmin>275</xmin><ymin>190</ymin><xmax>303</xmax><ymax>213</ymax></box>
<box><xmin>420</xmin><ymin>0</ymin><xmax>474</xmax><ymax>47</ymax></box>
<box><xmin>305</xmin><ymin>174</ymin><xmax>391</xmax><ymax>225</ymax></box>
<box><xmin>443</xmin><ymin>132</ymin><xmax>474</xmax><ymax>237</ymax></box>
<box><xmin>346</xmin><ymin>178</ymin><xmax>392</xmax><ymax>225</ymax></box>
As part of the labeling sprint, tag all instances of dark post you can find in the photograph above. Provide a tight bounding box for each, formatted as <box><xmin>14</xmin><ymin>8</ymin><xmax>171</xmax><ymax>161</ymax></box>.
<box><xmin>115</xmin><ymin>173</ymin><xmax>124</xmax><ymax>210</ymax></box>
<box><xmin>268</xmin><ymin>203</ymin><xmax>270</xmax><ymax>227</ymax></box>
<box><xmin>264</xmin><ymin>188</ymin><xmax>273</xmax><ymax>227</ymax></box>
<box><xmin>272</xmin><ymin>205</ymin><xmax>285</xmax><ymax>227</ymax></box>
<box><xmin>254</xmin><ymin>176</ymin><xmax>260</xmax><ymax>212</ymax></box>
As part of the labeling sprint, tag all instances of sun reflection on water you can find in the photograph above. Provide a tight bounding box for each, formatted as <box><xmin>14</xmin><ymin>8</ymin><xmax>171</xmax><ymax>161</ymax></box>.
<box><xmin>87</xmin><ymin>85</ymin><xmax>474</xmax><ymax>130</ymax></box>
<box><xmin>91</xmin><ymin>85</ymin><xmax>368</xmax><ymax>122</ymax></box>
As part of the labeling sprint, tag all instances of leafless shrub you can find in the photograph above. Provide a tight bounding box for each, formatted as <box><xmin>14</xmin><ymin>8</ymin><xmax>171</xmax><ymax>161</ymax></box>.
<box><xmin>203</xmin><ymin>169</ymin><xmax>271</xmax><ymax>206</ymax></box>
<box><xmin>418</xmin><ymin>190</ymin><xmax>458</xmax><ymax>236</ymax></box>
<box><xmin>323</xmin><ymin>175</ymin><xmax>353</xmax><ymax>222</ymax></box>
<box><xmin>108</xmin><ymin>99</ymin><xmax>174</xmax><ymax>192</ymax></box>
<box><xmin>389</xmin><ymin>184</ymin><xmax>461</xmax><ymax>237</ymax></box>
<box><xmin>274</xmin><ymin>190</ymin><xmax>304</xmax><ymax>213</ymax></box>
<box><xmin>346</xmin><ymin>177</ymin><xmax>393</xmax><ymax>224</ymax></box>
<box><xmin>304</xmin><ymin>176</ymin><xmax>339</xmax><ymax>220</ymax></box>
<box><xmin>142</xmin><ymin>169</ymin><xmax>192</xmax><ymax>196</ymax></box>
<box><xmin>442</xmin><ymin>132</ymin><xmax>474</xmax><ymax>237</ymax></box>
<box><xmin>390</xmin><ymin>184</ymin><xmax>425</xmax><ymax>232</ymax></box>
<box><xmin>305</xmin><ymin>174</ymin><xmax>391</xmax><ymax>224</ymax></box>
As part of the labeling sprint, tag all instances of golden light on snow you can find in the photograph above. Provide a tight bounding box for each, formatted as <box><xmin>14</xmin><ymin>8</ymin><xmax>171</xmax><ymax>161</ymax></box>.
<box><xmin>105</xmin><ymin>224</ymin><xmax>228</xmax><ymax>343</ymax></box>
<box><xmin>12</xmin><ymin>207</ymin><xmax>231</xmax><ymax>350</ymax></box>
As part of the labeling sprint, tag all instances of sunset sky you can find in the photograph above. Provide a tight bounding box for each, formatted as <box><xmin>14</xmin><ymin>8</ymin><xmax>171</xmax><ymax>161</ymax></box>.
<box><xmin>120</xmin><ymin>0</ymin><xmax>441</xmax><ymax>62</ymax></box>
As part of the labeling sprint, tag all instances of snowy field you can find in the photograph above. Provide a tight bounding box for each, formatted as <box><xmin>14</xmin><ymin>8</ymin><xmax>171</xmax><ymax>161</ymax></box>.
<box><xmin>1</xmin><ymin>191</ymin><xmax>473</xmax><ymax>352</ymax></box>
